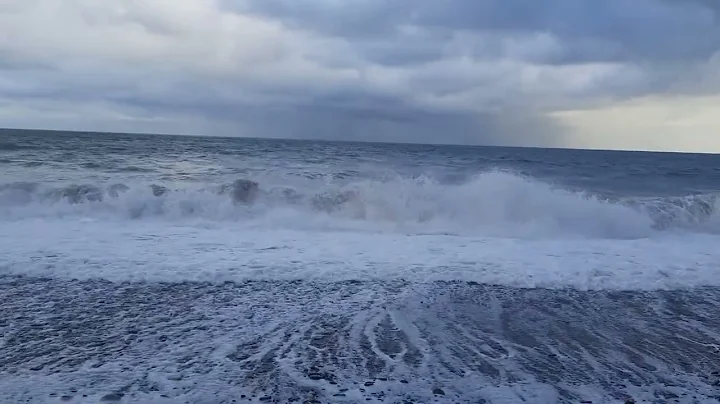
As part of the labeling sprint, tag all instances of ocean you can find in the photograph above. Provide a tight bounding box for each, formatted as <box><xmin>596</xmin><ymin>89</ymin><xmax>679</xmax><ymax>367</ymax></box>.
<box><xmin>1</xmin><ymin>128</ymin><xmax>720</xmax><ymax>403</ymax></box>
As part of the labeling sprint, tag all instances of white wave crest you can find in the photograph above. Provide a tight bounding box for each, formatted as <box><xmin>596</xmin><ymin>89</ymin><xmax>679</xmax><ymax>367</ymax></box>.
<box><xmin>0</xmin><ymin>171</ymin><xmax>718</xmax><ymax>239</ymax></box>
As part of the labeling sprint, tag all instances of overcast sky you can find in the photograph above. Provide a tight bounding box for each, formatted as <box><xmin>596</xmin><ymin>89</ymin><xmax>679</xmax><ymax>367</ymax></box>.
<box><xmin>1</xmin><ymin>0</ymin><xmax>719</xmax><ymax>152</ymax></box>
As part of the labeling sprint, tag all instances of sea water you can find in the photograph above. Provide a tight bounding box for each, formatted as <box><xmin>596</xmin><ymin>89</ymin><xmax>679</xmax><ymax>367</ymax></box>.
<box><xmin>1</xmin><ymin>129</ymin><xmax>719</xmax><ymax>403</ymax></box>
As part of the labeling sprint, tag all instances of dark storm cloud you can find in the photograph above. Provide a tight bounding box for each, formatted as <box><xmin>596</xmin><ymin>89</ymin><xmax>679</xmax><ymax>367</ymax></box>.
<box><xmin>240</xmin><ymin>103</ymin><xmax>561</xmax><ymax>147</ymax></box>
<box><xmin>233</xmin><ymin>0</ymin><xmax>408</xmax><ymax>39</ymax></box>
<box><xmin>1</xmin><ymin>0</ymin><xmax>718</xmax><ymax>148</ymax></box>
<box><xmin>0</xmin><ymin>51</ymin><xmax>566</xmax><ymax>145</ymax></box>
<box><xmin>232</xmin><ymin>0</ymin><xmax>720</xmax><ymax>123</ymax></box>
<box><xmin>99</xmin><ymin>83</ymin><xmax>563</xmax><ymax>146</ymax></box>
<box><xmin>240</xmin><ymin>0</ymin><xmax>720</xmax><ymax>64</ymax></box>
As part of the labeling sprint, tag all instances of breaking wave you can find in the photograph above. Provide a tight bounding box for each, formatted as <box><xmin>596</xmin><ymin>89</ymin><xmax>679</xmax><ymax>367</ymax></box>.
<box><xmin>1</xmin><ymin>172</ymin><xmax>718</xmax><ymax>239</ymax></box>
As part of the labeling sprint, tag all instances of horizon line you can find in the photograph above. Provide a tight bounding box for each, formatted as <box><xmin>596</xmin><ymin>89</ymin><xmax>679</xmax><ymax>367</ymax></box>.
<box><xmin>1</xmin><ymin>126</ymin><xmax>717</xmax><ymax>156</ymax></box>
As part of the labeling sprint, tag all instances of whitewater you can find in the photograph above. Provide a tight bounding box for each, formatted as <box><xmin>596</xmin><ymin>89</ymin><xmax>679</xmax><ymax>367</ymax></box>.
<box><xmin>2</xmin><ymin>129</ymin><xmax>720</xmax><ymax>403</ymax></box>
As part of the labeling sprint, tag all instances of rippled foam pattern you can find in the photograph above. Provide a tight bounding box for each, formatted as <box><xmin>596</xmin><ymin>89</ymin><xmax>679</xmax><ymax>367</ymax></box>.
<box><xmin>2</xmin><ymin>130</ymin><xmax>720</xmax><ymax>403</ymax></box>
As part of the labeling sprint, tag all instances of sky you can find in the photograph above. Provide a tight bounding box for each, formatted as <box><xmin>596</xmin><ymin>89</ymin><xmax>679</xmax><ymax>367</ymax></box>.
<box><xmin>0</xmin><ymin>0</ymin><xmax>719</xmax><ymax>152</ymax></box>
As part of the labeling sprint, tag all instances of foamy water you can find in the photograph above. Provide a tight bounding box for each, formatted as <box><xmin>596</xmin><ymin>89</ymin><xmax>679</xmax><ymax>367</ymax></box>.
<box><xmin>2</xmin><ymin>130</ymin><xmax>720</xmax><ymax>403</ymax></box>
<box><xmin>2</xmin><ymin>171</ymin><xmax>720</xmax><ymax>290</ymax></box>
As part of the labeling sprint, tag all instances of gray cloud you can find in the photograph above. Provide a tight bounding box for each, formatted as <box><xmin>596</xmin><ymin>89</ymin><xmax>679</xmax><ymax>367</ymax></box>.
<box><xmin>4</xmin><ymin>68</ymin><xmax>560</xmax><ymax>146</ymax></box>
<box><xmin>0</xmin><ymin>0</ymin><xmax>718</xmax><ymax>148</ymax></box>
<box><xmin>236</xmin><ymin>0</ymin><xmax>720</xmax><ymax>106</ymax></box>
<box><xmin>242</xmin><ymin>0</ymin><xmax>720</xmax><ymax>63</ymax></box>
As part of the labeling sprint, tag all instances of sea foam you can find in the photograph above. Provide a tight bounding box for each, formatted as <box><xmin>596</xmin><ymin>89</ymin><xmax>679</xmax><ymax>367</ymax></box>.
<box><xmin>2</xmin><ymin>172</ymin><xmax>719</xmax><ymax>290</ymax></box>
<box><xmin>1</xmin><ymin>171</ymin><xmax>718</xmax><ymax>238</ymax></box>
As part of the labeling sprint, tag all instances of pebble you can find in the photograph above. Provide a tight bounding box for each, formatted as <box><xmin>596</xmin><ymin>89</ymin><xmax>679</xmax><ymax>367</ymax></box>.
<box><xmin>432</xmin><ymin>388</ymin><xmax>446</xmax><ymax>396</ymax></box>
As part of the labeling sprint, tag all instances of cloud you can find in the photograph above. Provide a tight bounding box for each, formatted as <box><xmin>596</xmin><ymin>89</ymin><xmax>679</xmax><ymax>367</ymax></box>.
<box><xmin>0</xmin><ymin>0</ymin><xmax>718</xmax><ymax>150</ymax></box>
<box><xmin>240</xmin><ymin>0</ymin><xmax>720</xmax><ymax>63</ymax></box>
